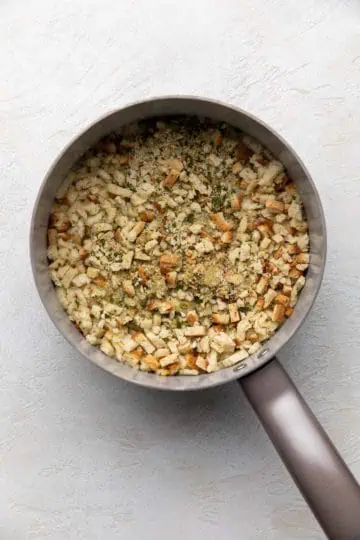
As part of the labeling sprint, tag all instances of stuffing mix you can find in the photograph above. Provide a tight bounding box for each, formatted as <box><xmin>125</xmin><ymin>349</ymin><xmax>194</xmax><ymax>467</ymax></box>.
<box><xmin>47</xmin><ymin>117</ymin><xmax>309</xmax><ymax>376</ymax></box>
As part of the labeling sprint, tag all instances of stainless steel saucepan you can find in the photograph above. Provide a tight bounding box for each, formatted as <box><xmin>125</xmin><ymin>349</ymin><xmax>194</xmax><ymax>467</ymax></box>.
<box><xmin>30</xmin><ymin>97</ymin><xmax>360</xmax><ymax>539</ymax></box>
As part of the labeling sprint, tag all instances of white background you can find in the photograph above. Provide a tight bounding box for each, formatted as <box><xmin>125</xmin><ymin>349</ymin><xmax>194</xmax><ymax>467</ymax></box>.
<box><xmin>1</xmin><ymin>0</ymin><xmax>360</xmax><ymax>538</ymax></box>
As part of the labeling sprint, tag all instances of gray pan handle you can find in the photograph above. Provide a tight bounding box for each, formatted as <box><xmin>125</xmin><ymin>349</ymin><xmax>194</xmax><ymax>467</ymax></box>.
<box><xmin>240</xmin><ymin>358</ymin><xmax>360</xmax><ymax>539</ymax></box>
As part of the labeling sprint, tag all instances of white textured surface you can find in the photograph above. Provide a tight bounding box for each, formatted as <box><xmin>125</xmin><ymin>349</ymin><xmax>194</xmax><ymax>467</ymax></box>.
<box><xmin>1</xmin><ymin>0</ymin><xmax>360</xmax><ymax>538</ymax></box>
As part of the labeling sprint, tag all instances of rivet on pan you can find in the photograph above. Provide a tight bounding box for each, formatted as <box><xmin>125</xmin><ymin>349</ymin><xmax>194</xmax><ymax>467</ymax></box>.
<box><xmin>233</xmin><ymin>362</ymin><xmax>247</xmax><ymax>372</ymax></box>
<box><xmin>258</xmin><ymin>348</ymin><xmax>268</xmax><ymax>358</ymax></box>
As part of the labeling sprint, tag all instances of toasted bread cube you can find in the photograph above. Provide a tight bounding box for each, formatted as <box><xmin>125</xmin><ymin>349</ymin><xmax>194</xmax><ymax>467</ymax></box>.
<box><xmin>122</xmin><ymin>335</ymin><xmax>138</xmax><ymax>353</ymax></box>
<box><xmin>159</xmin><ymin>254</ymin><xmax>180</xmax><ymax>274</ymax></box>
<box><xmin>163</xmin><ymin>169</ymin><xmax>180</xmax><ymax>188</ymax></box>
<box><xmin>158</xmin><ymin>301</ymin><xmax>174</xmax><ymax>314</ymax></box>
<box><xmin>206</xmin><ymin>350</ymin><xmax>218</xmax><ymax>372</ymax></box>
<box><xmin>108</xmin><ymin>184</ymin><xmax>132</xmax><ymax>198</ymax></box>
<box><xmin>272</xmin><ymin>304</ymin><xmax>285</xmax><ymax>323</ymax></box>
<box><xmin>100</xmin><ymin>338</ymin><xmax>115</xmax><ymax>357</ymax></box>
<box><xmin>93</xmin><ymin>276</ymin><xmax>107</xmax><ymax>288</ymax></box>
<box><xmin>289</xmin><ymin>268</ymin><xmax>302</xmax><ymax>280</ymax></box>
<box><xmin>123</xmin><ymin>280</ymin><xmax>135</xmax><ymax>297</ymax></box>
<box><xmin>228</xmin><ymin>303</ymin><xmax>240</xmax><ymax>323</ymax></box>
<box><xmin>133</xmin><ymin>332</ymin><xmax>155</xmax><ymax>354</ymax></box>
<box><xmin>127</xmin><ymin>221</ymin><xmax>146</xmax><ymax>242</ymax></box>
<box><xmin>232</xmin><ymin>162</ymin><xmax>242</xmax><ymax>174</ymax></box>
<box><xmin>145</xmin><ymin>331</ymin><xmax>166</xmax><ymax>348</ymax></box>
<box><xmin>178</xmin><ymin>341</ymin><xmax>192</xmax><ymax>354</ymax></box>
<box><xmin>222</xmin><ymin>349</ymin><xmax>248</xmax><ymax>367</ymax></box>
<box><xmin>154</xmin><ymin>348</ymin><xmax>171</xmax><ymax>358</ymax></box>
<box><xmin>186</xmin><ymin>310</ymin><xmax>199</xmax><ymax>325</ymax></box>
<box><xmin>195</xmin><ymin>356</ymin><xmax>208</xmax><ymax>371</ymax></box>
<box><xmin>221</xmin><ymin>231</ymin><xmax>233</xmax><ymax>244</ymax></box>
<box><xmin>147</xmin><ymin>299</ymin><xmax>161</xmax><ymax>311</ymax></box>
<box><xmin>231</xmin><ymin>193</ymin><xmax>243</xmax><ymax>210</ymax></box>
<box><xmin>166</xmin><ymin>271</ymin><xmax>177</xmax><ymax>287</ymax></box>
<box><xmin>199</xmin><ymin>335</ymin><xmax>210</xmax><ymax>353</ymax></box>
<box><xmin>265</xmin><ymin>199</ymin><xmax>285</xmax><ymax>213</ymax></box>
<box><xmin>264</xmin><ymin>288</ymin><xmax>277</xmax><ymax>308</ymax></box>
<box><xmin>48</xmin><ymin>228</ymin><xmax>57</xmax><ymax>246</ymax></box>
<box><xmin>121</xmin><ymin>251</ymin><xmax>134</xmax><ymax>270</ymax></box>
<box><xmin>256</xmin><ymin>276</ymin><xmax>269</xmax><ymax>295</ymax></box>
<box><xmin>184</xmin><ymin>353</ymin><xmax>198</xmax><ymax>369</ymax></box>
<box><xmin>184</xmin><ymin>326</ymin><xmax>206</xmax><ymax>337</ymax></box>
<box><xmin>246</xmin><ymin>330</ymin><xmax>259</xmax><ymax>343</ymax></box>
<box><xmin>143</xmin><ymin>355</ymin><xmax>160</xmax><ymax>371</ymax></box>
<box><xmin>296</xmin><ymin>252</ymin><xmax>310</xmax><ymax>264</ymax></box>
<box><xmin>115</xmin><ymin>228</ymin><xmax>122</xmax><ymax>242</ymax></box>
<box><xmin>211</xmin><ymin>313</ymin><xmax>230</xmax><ymax>325</ymax></box>
<box><xmin>274</xmin><ymin>293</ymin><xmax>289</xmax><ymax>306</ymax></box>
<box><xmin>211</xmin><ymin>332</ymin><xmax>235</xmax><ymax>354</ymax></box>
<box><xmin>72</xmin><ymin>273</ymin><xmax>89</xmax><ymax>287</ymax></box>
<box><xmin>211</xmin><ymin>212</ymin><xmax>233</xmax><ymax>232</ymax></box>
<box><xmin>160</xmin><ymin>353</ymin><xmax>179</xmax><ymax>367</ymax></box>
<box><xmin>139</xmin><ymin>210</ymin><xmax>154</xmax><ymax>222</ymax></box>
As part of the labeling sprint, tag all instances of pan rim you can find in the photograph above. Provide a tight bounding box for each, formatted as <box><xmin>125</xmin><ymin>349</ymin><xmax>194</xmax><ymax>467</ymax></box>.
<box><xmin>30</xmin><ymin>95</ymin><xmax>327</xmax><ymax>391</ymax></box>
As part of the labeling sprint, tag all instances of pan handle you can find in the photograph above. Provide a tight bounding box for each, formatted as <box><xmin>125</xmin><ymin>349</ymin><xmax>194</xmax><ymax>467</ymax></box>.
<box><xmin>240</xmin><ymin>358</ymin><xmax>360</xmax><ymax>539</ymax></box>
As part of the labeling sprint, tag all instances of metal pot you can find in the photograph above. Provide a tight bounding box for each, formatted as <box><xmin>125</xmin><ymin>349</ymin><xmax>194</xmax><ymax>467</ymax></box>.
<box><xmin>30</xmin><ymin>97</ymin><xmax>360</xmax><ymax>539</ymax></box>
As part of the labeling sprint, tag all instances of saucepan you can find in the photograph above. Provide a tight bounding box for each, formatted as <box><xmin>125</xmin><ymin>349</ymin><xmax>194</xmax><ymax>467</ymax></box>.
<box><xmin>30</xmin><ymin>97</ymin><xmax>360</xmax><ymax>539</ymax></box>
